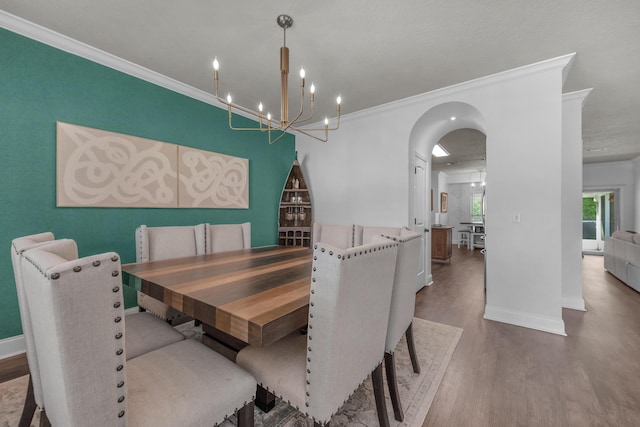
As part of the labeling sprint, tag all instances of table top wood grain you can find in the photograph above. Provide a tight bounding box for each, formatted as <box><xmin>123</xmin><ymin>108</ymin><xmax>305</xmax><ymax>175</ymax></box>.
<box><xmin>122</xmin><ymin>245</ymin><xmax>313</xmax><ymax>346</ymax></box>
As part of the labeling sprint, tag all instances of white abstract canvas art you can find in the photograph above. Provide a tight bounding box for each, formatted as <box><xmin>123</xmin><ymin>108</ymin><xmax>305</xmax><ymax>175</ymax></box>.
<box><xmin>178</xmin><ymin>146</ymin><xmax>249</xmax><ymax>208</ymax></box>
<box><xmin>56</xmin><ymin>122</ymin><xmax>249</xmax><ymax>209</ymax></box>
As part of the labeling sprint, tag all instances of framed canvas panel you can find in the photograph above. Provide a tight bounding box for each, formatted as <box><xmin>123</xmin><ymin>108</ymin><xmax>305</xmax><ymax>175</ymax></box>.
<box><xmin>178</xmin><ymin>145</ymin><xmax>249</xmax><ymax>208</ymax></box>
<box><xmin>56</xmin><ymin>122</ymin><xmax>178</xmax><ymax>208</ymax></box>
<box><xmin>441</xmin><ymin>192</ymin><xmax>448</xmax><ymax>213</ymax></box>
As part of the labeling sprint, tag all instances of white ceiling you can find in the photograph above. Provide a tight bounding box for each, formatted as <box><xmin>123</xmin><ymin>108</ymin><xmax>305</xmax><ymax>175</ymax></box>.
<box><xmin>2</xmin><ymin>0</ymin><xmax>639</xmax><ymax>173</ymax></box>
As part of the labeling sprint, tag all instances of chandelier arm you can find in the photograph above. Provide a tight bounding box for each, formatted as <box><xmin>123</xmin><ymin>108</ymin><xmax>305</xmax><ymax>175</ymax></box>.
<box><xmin>290</xmin><ymin>87</ymin><xmax>316</xmax><ymax>124</ymax></box>
<box><xmin>216</xmin><ymin>94</ymin><xmax>294</xmax><ymax>131</ymax></box>
<box><xmin>294</xmin><ymin>112</ymin><xmax>341</xmax><ymax>132</ymax></box>
<box><xmin>227</xmin><ymin>107</ymin><xmax>271</xmax><ymax>132</ymax></box>
<box><xmin>286</xmin><ymin>85</ymin><xmax>307</xmax><ymax>128</ymax></box>
<box><xmin>288</xmin><ymin>126</ymin><xmax>328</xmax><ymax>142</ymax></box>
<box><xmin>268</xmin><ymin>130</ymin><xmax>290</xmax><ymax>145</ymax></box>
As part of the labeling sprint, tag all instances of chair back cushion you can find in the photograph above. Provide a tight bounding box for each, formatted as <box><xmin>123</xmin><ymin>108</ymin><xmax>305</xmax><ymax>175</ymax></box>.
<box><xmin>312</xmin><ymin>223</ymin><xmax>355</xmax><ymax>249</ymax></box>
<box><xmin>378</xmin><ymin>232</ymin><xmax>422</xmax><ymax>351</ymax></box>
<box><xmin>306</xmin><ymin>240</ymin><xmax>398</xmax><ymax>423</ymax></box>
<box><xmin>21</xmin><ymin>247</ymin><xmax>127</xmax><ymax>426</ymax></box>
<box><xmin>206</xmin><ymin>222</ymin><xmax>251</xmax><ymax>253</ymax></box>
<box><xmin>11</xmin><ymin>233</ymin><xmax>56</xmax><ymax>408</ymax></box>
<box><xmin>355</xmin><ymin>225</ymin><xmax>404</xmax><ymax>246</ymax></box>
<box><xmin>136</xmin><ymin>225</ymin><xmax>200</xmax><ymax>262</ymax></box>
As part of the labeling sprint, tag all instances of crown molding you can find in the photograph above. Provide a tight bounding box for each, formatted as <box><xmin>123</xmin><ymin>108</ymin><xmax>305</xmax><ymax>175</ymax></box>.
<box><xmin>563</xmin><ymin>88</ymin><xmax>593</xmax><ymax>106</ymax></box>
<box><xmin>342</xmin><ymin>53</ymin><xmax>577</xmax><ymax>123</ymax></box>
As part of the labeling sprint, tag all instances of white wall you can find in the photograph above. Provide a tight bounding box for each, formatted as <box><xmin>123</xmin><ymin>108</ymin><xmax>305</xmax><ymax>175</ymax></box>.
<box><xmin>635</xmin><ymin>156</ymin><xmax>640</xmax><ymax>230</ymax></box>
<box><xmin>583</xmin><ymin>161</ymin><xmax>636</xmax><ymax>232</ymax></box>
<box><xmin>297</xmin><ymin>54</ymin><xmax>576</xmax><ymax>335</ymax></box>
<box><xmin>431</xmin><ymin>171</ymin><xmax>449</xmax><ymax>225</ymax></box>
<box><xmin>561</xmin><ymin>90</ymin><xmax>591</xmax><ymax>311</ymax></box>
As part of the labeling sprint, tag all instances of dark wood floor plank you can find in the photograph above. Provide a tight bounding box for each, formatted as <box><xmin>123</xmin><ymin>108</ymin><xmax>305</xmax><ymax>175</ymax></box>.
<box><xmin>0</xmin><ymin>353</ymin><xmax>29</xmax><ymax>383</ymax></box>
<box><xmin>419</xmin><ymin>247</ymin><xmax>640</xmax><ymax>426</ymax></box>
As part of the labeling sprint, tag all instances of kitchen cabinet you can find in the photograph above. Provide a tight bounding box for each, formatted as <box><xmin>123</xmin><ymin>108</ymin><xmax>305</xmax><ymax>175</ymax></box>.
<box><xmin>432</xmin><ymin>226</ymin><xmax>453</xmax><ymax>263</ymax></box>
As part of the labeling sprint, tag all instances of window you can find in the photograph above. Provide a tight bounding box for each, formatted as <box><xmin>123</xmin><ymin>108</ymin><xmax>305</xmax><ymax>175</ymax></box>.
<box><xmin>471</xmin><ymin>193</ymin><xmax>483</xmax><ymax>222</ymax></box>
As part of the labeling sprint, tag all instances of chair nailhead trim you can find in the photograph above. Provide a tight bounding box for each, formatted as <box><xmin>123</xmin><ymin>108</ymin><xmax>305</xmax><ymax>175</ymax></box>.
<box><xmin>51</xmin><ymin>273</ymin><xmax>60</xmax><ymax>280</ymax></box>
<box><xmin>118</xmin><ymin>396</ymin><xmax>125</xmax><ymax>403</ymax></box>
<box><xmin>111</xmin><ymin>255</ymin><xmax>119</xmax><ymax>262</ymax></box>
<box><xmin>116</xmin><ymin>365</ymin><xmax>123</xmax><ymax>371</ymax></box>
<box><xmin>115</xmin><ymin>332</ymin><xmax>122</xmax><ymax>339</ymax></box>
<box><xmin>112</xmin><ymin>270</ymin><xmax>119</xmax><ymax>277</ymax></box>
<box><xmin>113</xmin><ymin>302</ymin><xmax>121</xmax><ymax>308</ymax></box>
<box><xmin>116</xmin><ymin>349</ymin><xmax>123</xmax><ymax>356</ymax></box>
<box><xmin>73</xmin><ymin>266</ymin><xmax>82</xmax><ymax>272</ymax></box>
<box><xmin>118</xmin><ymin>411</ymin><xmax>125</xmax><ymax>418</ymax></box>
<box><xmin>117</xmin><ymin>381</ymin><xmax>124</xmax><ymax>388</ymax></box>
<box><xmin>112</xmin><ymin>286</ymin><xmax>120</xmax><ymax>293</ymax></box>
<box><xmin>93</xmin><ymin>260</ymin><xmax>101</xmax><ymax>267</ymax></box>
<box><xmin>114</xmin><ymin>316</ymin><xmax>122</xmax><ymax>323</ymax></box>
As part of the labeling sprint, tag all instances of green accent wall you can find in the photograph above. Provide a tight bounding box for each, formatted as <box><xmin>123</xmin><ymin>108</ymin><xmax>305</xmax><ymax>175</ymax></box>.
<box><xmin>0</xmin><ymin>28</ymin><xmax>295</xmax><ymax>341</ymax></box>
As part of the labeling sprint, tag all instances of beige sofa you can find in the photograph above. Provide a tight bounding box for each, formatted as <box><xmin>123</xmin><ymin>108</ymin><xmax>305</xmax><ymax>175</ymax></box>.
<box><xmin>604</xmin><ymin>230</ymin><xmax>640</xmax><ymax>293</ymax></box>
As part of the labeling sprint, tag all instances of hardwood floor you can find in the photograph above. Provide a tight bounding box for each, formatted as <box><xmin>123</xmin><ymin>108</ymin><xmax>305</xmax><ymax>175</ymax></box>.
<box><xmin>3</xmin><ymin>247</ymin><xmax>639</xmax><ymax>426</ymax></box>
<box><xmin>419</xmin><ymin>247</ymin><xmax>640</xmax><ymax>426</ymax></box>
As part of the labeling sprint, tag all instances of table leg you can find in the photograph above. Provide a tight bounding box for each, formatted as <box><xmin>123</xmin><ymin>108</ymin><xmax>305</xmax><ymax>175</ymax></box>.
<box><xmin>256</xmin><ymin>385</ymin><xmax>276</xmax><ymax>412</ymax></box>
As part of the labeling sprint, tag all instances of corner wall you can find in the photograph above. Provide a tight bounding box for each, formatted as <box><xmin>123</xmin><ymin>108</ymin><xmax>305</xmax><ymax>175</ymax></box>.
<box><xmin>561</xmin><ymin>90</ymin><xmax>591</xmax><ymax>311</ymax></box>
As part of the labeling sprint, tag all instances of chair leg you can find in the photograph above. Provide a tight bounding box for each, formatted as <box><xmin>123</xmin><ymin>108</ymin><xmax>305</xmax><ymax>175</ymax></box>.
<box><xmin>255</xmin><ymin>385</ymin><xmax>276</xmax><ymax>412</ymax></box>
<box><xmin>18</xmin><ymin>375</ymin><xmax>37</xmax><ymax>427</ymax></box>
<box><xmin>237</xmin><ymin>401</ymin><xmax>255</xmax><ymax>427</ymax></box>
<box><xmin>384</xmin><ymin>352</ymin><xmax>404</xmax><ymax>421</ymax></box>
<box><xmin>406</xmin><ymin>322</ymin><xmax>421</xmax><ymax>374</ymax></box>
<box><xmin>371</xmin><ymin>362</ymin><xmax>390</xmax><ymax>427</ymax></box>
<box><xmin>39</xmin><ymin>409</ymin><xmax>51</xmax><ymax>427</ymax></box>
<box><xmin>314</xmin><ymin>422</ymin><xmax>327</xmax><ymax>427</ymax></box>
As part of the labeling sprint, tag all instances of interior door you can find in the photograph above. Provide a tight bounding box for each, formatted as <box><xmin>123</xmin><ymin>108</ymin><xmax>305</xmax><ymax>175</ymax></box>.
<box><xmin>413</xmin><ymin>153</ymin><xmax>427</xmax><ymax>290</ymax></box>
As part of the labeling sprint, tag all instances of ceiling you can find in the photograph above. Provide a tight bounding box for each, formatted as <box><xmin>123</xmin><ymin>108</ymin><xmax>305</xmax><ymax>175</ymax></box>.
<box><xmin>2</xmin><ymin>0</ymin><xmax>639</xmax><ymax>173</ymax></box>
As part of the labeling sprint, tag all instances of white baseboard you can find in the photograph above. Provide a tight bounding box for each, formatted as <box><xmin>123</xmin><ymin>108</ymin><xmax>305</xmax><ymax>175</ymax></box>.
<box><xmin>0</xmin><ymin>334</ymin><xmax>25</xmax><ymax>360</ymax></box>
<box><xmin>1</xmin><ymin>306</ymin><xmax>141</xmax><ymax>361</ymax></box>
<box><xmin>484</xmin><ymin>304</ymin><xmax>567</xmax><ymax>336</ymax></box>
<box><xmin>562</xmin><ymin>297</ymin><xmax>587</xmax><ymax>311</ymax></box>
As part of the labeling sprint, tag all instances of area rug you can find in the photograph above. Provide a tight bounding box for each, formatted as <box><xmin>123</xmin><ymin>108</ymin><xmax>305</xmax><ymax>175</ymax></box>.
<box><xmin>0</xmin><ymin>318</ymin><xmax>462</xmax><ymax>427</ymax></box>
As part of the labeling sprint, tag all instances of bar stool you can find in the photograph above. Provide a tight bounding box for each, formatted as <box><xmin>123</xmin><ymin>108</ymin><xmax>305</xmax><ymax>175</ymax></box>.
<box><xmin>458</xmin><ymin>229</ymin><xmax>471</xmax><ymax>249</ymax></box>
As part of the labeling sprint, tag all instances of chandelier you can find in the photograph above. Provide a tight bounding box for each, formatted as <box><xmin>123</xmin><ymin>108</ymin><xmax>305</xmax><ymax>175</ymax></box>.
<box><xmin>212</xmin><ymin>14</ymin><xmax>342</xmax><ymax>144</ymax></box>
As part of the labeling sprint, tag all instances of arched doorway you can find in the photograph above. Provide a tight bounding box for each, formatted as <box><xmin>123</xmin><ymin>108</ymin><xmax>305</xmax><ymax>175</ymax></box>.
<box><xmin>407</xmin><ymin>102</ymin><xmax>487</xmax><ymax>289</ymax></box>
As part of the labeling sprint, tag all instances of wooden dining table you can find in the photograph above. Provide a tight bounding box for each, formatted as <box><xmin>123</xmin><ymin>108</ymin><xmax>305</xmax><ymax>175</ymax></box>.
<box><xmin>122</xmin><ymin>245</ymin><xmax>313</xmax><ymax>412</ymax></box>
<box><xmin>122</xmin><ymin>245</ymin><xmax>313</xmax><ymax>349</ymax></box>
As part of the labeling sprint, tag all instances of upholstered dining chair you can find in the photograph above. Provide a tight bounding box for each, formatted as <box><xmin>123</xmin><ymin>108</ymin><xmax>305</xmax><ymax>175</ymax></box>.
<box><xmin>378</xmin><ymin>231</ymin><xmax>423</xmax><ymax>422</ymax></box>
<box><xmin>236</xmin><ymin>240</ymin><xmax>399</xmax><ymax>427</ymax></box>
<box><xmin>20</xmin><ymin>244</ymin><xmax>256</xmax><ymax>427</ymax></box>
<box><xmin>11</xmin><ymin>234</ymin><xmax>186</xmax><ymax>427</ymax></box>
<box><xmin>135</xmin><ymin>224</ymin><xmax>207</xmax><ymax>324</ymax></box>
<box><xmin>311</xmin><ymin>223</ymin><xmax>356</xmax><ymax>249</ymax></box>
<box><xmin>205</xmin><ymin>222</ymin><xmax>251</xmax><ymax>253</ymax></box>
